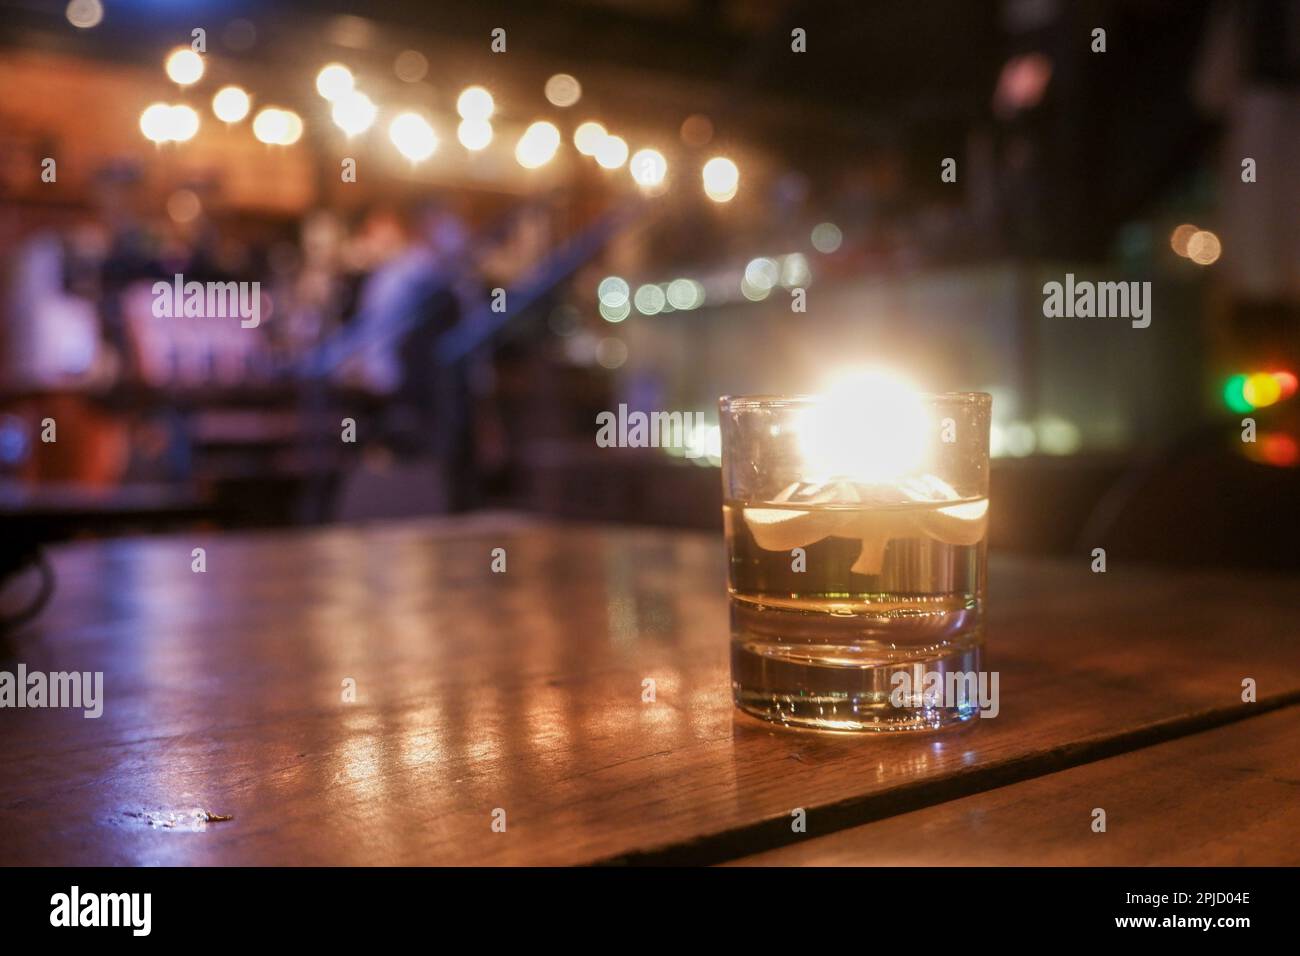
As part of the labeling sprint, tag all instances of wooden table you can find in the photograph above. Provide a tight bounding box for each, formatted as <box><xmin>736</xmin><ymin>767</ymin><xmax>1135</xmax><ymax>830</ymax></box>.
<box><xmin>2</xmin><ymin>513</ymin><xmax>1297</xmax><ymax>866</ymax></box>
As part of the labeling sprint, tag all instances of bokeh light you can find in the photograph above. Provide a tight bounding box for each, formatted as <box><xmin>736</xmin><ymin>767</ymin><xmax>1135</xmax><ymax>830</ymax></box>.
<box><xmin>389</xmin><ymin>112</ymin><xmax>438</xmax><ymax>162</ymax></box>
<box><xmin>332</xmin><ymin>90</ymin><xmax>377</xmax><ymax>136</ymax></box>
<box><xmin>212</xmin><ymin>86</ymin><xmax>251</xmax><ymax>123</ymax></box>
<box><xmin>629</xmin><ymin>148</ymin><xmax>668</xmax><ymax>188</ymax></box>
<box><xmin>456</xmin><ymin>86</ymin><xmax>494</xmax><ymax>121</ymax></box>
<box><xmin>515</xmin><ymin>121</ymin><xmax>561</xmax><ymax>168</ymax></box>
<box><xmin>574</xmin><ymin>121</ymin><xmax>606</xmax><ymax>155</ymax></box>
<box><xmin>1186</xmin><ymin>229</ymin><xmax>1222</xmax><ymax>265</ymax></box>
<box><xmin>594</xmin><ymin>134</ymin><xmax>628</xmax><ymax>169</ymax></box>
<box><xmin>1170</xmin><ymin>223</ymin><xmax>1198</xmax><ymax>257</ymax></box>
<box><xmin>457</xmin><ymin>118</ymin><xmax>492</xmax><ymax>151</ymax></box>
<box><xmin>65</xmin><ymin>0</ymin><xmax>103</xmax><ymax>29</ymax></box>
<box><xmin>544</xmin><ymin>74</ymin><xmax>582</xmax><ymax>108</ymax></box>
<box><xmin>811</xmin><ymin>222</ymin><xmax>843</xmax><ymax>253</ymax></box>
<box><xmin>702</xmin><ymin>156</ymin><xmax>738</xmax><ymax>202</ymax></box>
<box><xmin>165</xmin><ymin>48</ymin><xmax>204</xmax><ymax>86</ymax></box>
<box><xmin>316</xmin><ymin>64</ymin><xmax>355</xmax><ymax>101</ymax></box>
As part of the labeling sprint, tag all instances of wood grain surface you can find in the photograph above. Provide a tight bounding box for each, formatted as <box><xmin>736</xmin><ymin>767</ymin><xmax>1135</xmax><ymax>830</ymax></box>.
<box><xmin>728</xmin><ymin>707</ymin><xmax>1300</xmax><ymax>865</ymax></box>
<box><xmin>1</xmin><ymin>514</ymin><xmax>1297</xmax><ymax>865</ymax></box>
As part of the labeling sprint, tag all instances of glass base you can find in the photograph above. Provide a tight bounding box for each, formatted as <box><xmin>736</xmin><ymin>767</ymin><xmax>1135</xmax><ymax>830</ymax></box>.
<box><xmin>731</xmin><ymin>631</ymin><xmax>985</xmax><ymax>733</ymax></box>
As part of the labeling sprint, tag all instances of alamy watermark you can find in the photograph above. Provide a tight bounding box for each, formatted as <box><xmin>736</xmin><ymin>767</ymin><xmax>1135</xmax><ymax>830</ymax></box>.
<box><xmin>595</xmin><ymin>404</ymin><xmax>708</xmax><ymax>457</ymax></box>
<box><xmin>1043</xmin><ymin>273</ymin><xmax>1150</xmax><ymax>328</ymax></box>
<box><xmin>890</xmin><ymin>665</ymin><xmax>1000</xmax><ymax>718</ymax></box>
<box><xmin>0</xmin><ymin>664</ymin><xmax>103</xmax><ymax>718</ymax></box>
<box><xmin>50</xmin><ymin>886</ymin><xmax>150</xmax><ymax>936</ymax></box>
<box><xmin>152</xmin><ymin>273</ymin><xmax>261</xmax><ymax>328</ymax></box>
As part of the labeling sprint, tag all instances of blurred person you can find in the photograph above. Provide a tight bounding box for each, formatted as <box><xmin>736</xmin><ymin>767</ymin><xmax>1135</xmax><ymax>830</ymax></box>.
<box><xmin>309</xmin><ymin>200</ymin><xmax>485</xmax><ymax>512</ymax></box>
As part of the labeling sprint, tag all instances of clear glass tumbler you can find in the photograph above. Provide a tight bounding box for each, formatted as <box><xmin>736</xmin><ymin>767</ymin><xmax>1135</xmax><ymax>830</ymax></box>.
<box><xmin>719</xmin><ymin>385</ymin><xmax>991</xmax><ymax>732</ymax></box>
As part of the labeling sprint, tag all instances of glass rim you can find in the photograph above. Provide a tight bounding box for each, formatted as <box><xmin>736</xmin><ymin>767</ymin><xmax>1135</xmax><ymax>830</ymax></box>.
<box><xmin>719</xmin><ymin>391</ymin><xmax>992</xmax><ymax>410</ymax></box>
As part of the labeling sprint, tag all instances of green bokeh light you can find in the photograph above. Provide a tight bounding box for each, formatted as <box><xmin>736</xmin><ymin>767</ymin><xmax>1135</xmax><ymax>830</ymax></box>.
<box><xmin>1223</xmin><ymin>373</ymin><xmax>1253</xmax><ymax>413</ymax></box>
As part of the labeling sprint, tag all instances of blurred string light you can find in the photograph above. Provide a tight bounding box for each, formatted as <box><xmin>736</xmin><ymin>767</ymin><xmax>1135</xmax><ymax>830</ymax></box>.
<box><xmin>811</xmin><ymin>222</ymin><xmax>843</xmax><ymax>253</ymax></box>
<box><xmin>702</xmin><ymin>156</ymin><xmax>738</xmax><ymax>201</ymax></box>
<box><xmin>595</xmin><ymin>134</ymin><xmax>628</xmax><ymax>169</ymax></box>
<box><xmin>634</xmin><ymin>284</ymin><xmax>666</xmax><ymax>315</ymax></box>
<box><xmin>139</xmin><ymin>103</ymin><xmax>174</xmax><ymax>143</ymax></box>
<box><xmin>597</xmin><ymin>276</ymin><xmax>629</xmax><ymax>309</ymax></box>
<box><xmin>596</xmin><ymin>337</ymin><xmax>628</xmax><ymax>369</ymax></box>
<box><xmin>599</xmin><ymin>300</ymin><xmax>631</xmax><ymax>323</ymax></box>
<box><xmin>1171</xmin><ymin>224</ymin><xmax>1222</xmax><ymax>265</ymax></box>
<box><xmin>332</xmin><ymin>89</ymin><xmax>377</xmax><ymax>136</ymax></box>
<box><xmin>516</xmin><ymin>121</ymin><xmax>560</xmax><ymax>168</ymax></box>
<box><xmin>457</xmin><ymin>118</ymin><xmax>492</xmax><ymax>151</ymax></box>
<box><xmin>456</xmin><ymin>86</ymin><xmax>494</xmax><ymax>121</ymax></box>
<box><xmin>1223</xmin><ymin>369</ymin><xmax>1296</xmax><ymax>413</ymax></box>
<box><xmin>389</xmin><ymin>112</ymin><xmax>437</xmax><ymax>162</ymax></box>
<box><xmin>212</xmin><ymin>86</ymin><xmax>251</xmax><ymax>123</ymax></box>
<box><xmin>679</xmin><ymin>113</ymin><xmax>713</xmax><ymax>147</ymax></box>
<box><xmin>629</xmin><ymin>148</ymin><xmax>667</xmax><ymax>189</ymax></box>
<box><xmin>544</xmin><ymin>73</ymin><xmax>581</xmax><ymax>107</ymax></box>
<box><xmin>65</xmin><ymin>0</ymin><xmax>103</xmax><ymax>29</ymax></box>
<box><xmin>741</xmin><ymin>257</ymin><xmax>780</xmax><ymax>301</ymax></box>
<box><xmin>573</xmin><ymin>121</ymin><xmax>606</xmax><ymax>155</ymax></box>
<box><xmin>393</xmin><ymin>50</ymin><xmax>428</xmax><ymax>83</ymax></box>
<box><xmin>165</xmin><ymin>48</ymin><xmax>204</xmax><ymax>86</ymax></box>
<box><xmin>1186</xmin><ymin>229</ymin><xmax>1221</xmax><ymax>265</ymax></box>
<box><xmin>252</xmin><ymin>107</ymin><xmax>302</xmax><ymax>146</ymax></box>
<box><xmin>665</xmin><ymin>278</ymin><xmax>704</xmax><ymax>310</ymax></box>
<box><xmin>166</xmin><ymin>188</ymin><xmax>201</xmax><ymax>224</ymax></box>
<box><xmin>140</xmin><ymin>103</ymin><xmax>199</xmax><ymax>143</ymax></box>
<box><xmin>1170</xmin><ymin>223</ymin><xmax>1198</xmax><ymax>257</ymax></box>
<box><xmin>316</xmin><ymin>63</ymin><xmax>355</xmax><ymax>101</ymax></box>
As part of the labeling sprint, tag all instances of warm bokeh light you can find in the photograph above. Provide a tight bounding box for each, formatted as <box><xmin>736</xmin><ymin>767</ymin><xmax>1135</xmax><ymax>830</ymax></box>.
<box><xmin>1224</xmin><ymin>369</ymin><xmax>1297</xmax><ymax>412</ymax></box>
<box><xmin>65</xmin><ymin>0</ymin><xmax>103</xmax><ymax>29</ymax></box>
<box><xmin>165</xmin><ymin>48</ymin><xmax>204</xmax><ymax>86</ymax></box>
<box><xmin>1255</xmin><ymin>433</ymin><xmax>1300</xmax><ymax>468</ymax></box>
<box><xmin>393</xmin><ymin>50</ymin><xmax>428</xmax><ymax>83</ymax></box>
<box><xmin>629</xmin><ymin>148</ymin><xmax>667</xmax><ymax>188</ymax></box>
<box><xmin>212</xmin><ymin>86</ymin><xmax>251</xmax><ymax>123</ymax></box>
<box><xmin>702</xmin><ymin>156</ymin><xmax>739</xmax><ymax>201</ymax></box>
<box><xmin>166</xmin><ymin>188</ymin><xmax>201</xmax><ymax>224</ymax></box>
<box><xmin>457</xmin><ymin>118</ymin><xmax>492</xmax><ymax>151</ymax></box>
<box><xmin>515</xmin><ymin>121</ymin><xmax>561</xmax><ymax>168</ymax></box>
<box><xmin>253</xmin><ymin>107</ymin><xmax>293</xmax><ymax>145</ymax></box>
<box><xmin>1170</xmin><ymin>223</ymin><xmax>1198</xmax><ymax>257</ymax></box>
<box><xmin>544</xmin><ymin>73</ymin><xmax>582</xmax><ymax>107</ymax></box>
<box><xmin>389</xmin><ymin>112</ymin><xmax>438</xmax><ymax>162</ymax></box>
<box><xmin>1187</xmin><ymin>229</ymin><xmax>1222</xmax><ymax>265</ymax></box>
<box><xmin>594</xmin><ymin>134</ymin><xmax>628</xmax><ymax>169</ymax></box>
<box><xmin>1243</xmin><ymin>371</ymin><xmax>1283</xmax><ymax>408</ymax></box>
<box><xmin>574</xmin><ymin>121</ymin><xmax>606</xmax><ymax>155</ymax></box>
<box><xmin>456</xmin><ymin>86</ymin><xmax>494</xmax><ymax>121</ymax></box>
<box><xmin>279</xmin><ymin>110</ymin><xmax>304</xmax><ymax>146</ymax></box>
<box><xmin>316</xmin><ymin>63</ymin><xmax>355</xmax><ymax>101</ymax></box>
<box><xmin>679</xmin><ymin>113</ymin><xmax>713</xmax><ymax>147</ymax></box>
<box><xmin>139</xmin><ymin>103</ymin><xmax>173</xmax><ymax>143</ymax></box>
<box><xmin>167</xmin><ymin>105</ymin><xmax>200</xmax><ymax>142</ymax></box>
<box><xmin>331</xmin><ymin>90</ymin><xmax>377</xmax><ymax>136</ymax></box>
